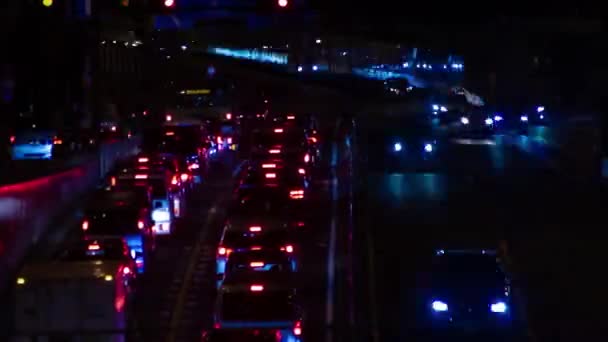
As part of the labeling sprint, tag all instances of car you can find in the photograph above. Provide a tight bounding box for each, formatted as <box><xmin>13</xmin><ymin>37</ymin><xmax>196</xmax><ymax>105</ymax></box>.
<box><xmin>416</xmin><ymin>249</ymin><xmax>513</xmax><ymax>334</ymax></box>
<box><xmin>219</xmin><ymin>249</ymin><xmax>297</xmax><ymax>288</ymax></box>
<box><xmin>211</xmin><ymin>272</ymin><xmax>303</xmax><ymax>342</ymax></box>
<box><xmin>235</xmin><ymin>168</ymin><xmax>310</xmax><ymax>203</ymax></box>
<box><xmin>439</xmin><ymin>109</ymin><xmax>496</xmax><ymax>138</ymax></box>
<box><xmin>10</xmin><ymin>129</ymin><xmax>57</xmax><ymax>160</ymax></box>
<box><xmin>80</xmin><ymin>200</ymin><xmax>155</xmax><ymax>273</ymax></box>
<box><xmin>216</xmin><ymin>216</ymin><xmax>298</xmax><ymax>279</ymax></box>
<box><xmin>249</xmin><ymin>127</ymin><xmax>315</xmax><ymax>166</ymax></box>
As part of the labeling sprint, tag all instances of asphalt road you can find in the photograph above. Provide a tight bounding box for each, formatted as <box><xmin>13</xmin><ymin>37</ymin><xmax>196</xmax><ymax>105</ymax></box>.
<box><xmin>351</xmin><ymin>115</ymin><xmax>605</xmax><ymax>342</ymax></box>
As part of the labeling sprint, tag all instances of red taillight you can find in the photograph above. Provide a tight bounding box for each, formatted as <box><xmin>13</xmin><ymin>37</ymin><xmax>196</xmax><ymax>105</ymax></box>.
<box><xmin>250</xmin><ymin>262</ymin><xmax>265</xmax><ymax>268</ymax></box>
<box><xmin>111</xmin><ymin>126</ymin><xmax>117</xmax><ymax>132</ymax></box>
<box><xmin>218</xmin><ymin>247</ymin><xmax>232</xmax><ymax>256</ymax></box>
<box><xmin>293</xmin><ymin>321</ymin><xmax>302</xmax><ymax>336</ymax></box>
<box><xmin>82</xmin><ymin>220</ymin><xmax>89</xmax><ymax>231</ymax></box>
<box><xmin>88</xmin><ymin>243</ymin><xmax>100</xmax><ymax>250</ymax></box>
<box><xmin>165</xmin><ymin>131</ymin><xmax>175</xmax><ymax>136</ymax></box>
<box><xmin>227</xmin><ymin>137</ymin><xmax>233</xmax><ymax>144</ymax></box>
<box><xmin>250</xmin><ymin>246</ymin><xmax>262</xmax><ymax>250</ymax></box>
<box><xmin>171</xmin><ymin>176</ymin><xmax>178</xmax><ymax>185</ymax></box>
<box><xmin>269</xmin><ymin>149</ymin><xmax>281</xmax><ymax>154</ymax></box>
<box><xmin>180</xmin><ymin>173</ymin><xmax>189</xmax><ymax>182</ymax></box>
<box><xmin>214</xmin><ymin>322</ymin><xmax>221</xmax><ymax>329</ymax></box>
<box><xmin>265</xmin><ymin>173</ymin><xmax>276</xmax><ymax>179</ymax></box>
<box><xmin>9</xmin><ymin>136</ymin><xmax>15</xmax><ymax>144</ymax></box>
<box><xmin>297</xmin><ymin>221</ymin><xmax>305</xmax><ymax>227</ymax></box>
<box><xmin>135</xmin><ymin>174</ymin><xmax>147</xmax><ymax>179</ymax></box>
<box><xmin>217</xmin><ymin>136</ymin><xmax>223</xmax><ymax>144</ymax></box>
<box><xmin>281</xmin><ymin>245</ymin><xmax>294</xmax><ymax>253</ymax></box>
<box><xmin>249</xmin><ymin>226</ymin><xmax>262</xmax><ymax>232</ymax></box>
<box><xmin>287</xmin><ymin>115</ymin><xmax>295</xmax><ymax>120</ymax></box>
<box><xmin>289</xmin><ymin>189</ymin><xmax>304</xmax><ymax>199</ymax></box>
<box><xmin>298</xmin><ymin>168</ymin><xmax>305</xmax><ymax>175</ymax></box>
<box><xmin>53</xmin><ymin>138</ymin><xmax>63</xmax><ymax>145</ymax></box>
<box><xmin>304</xmin><ymin>153</ymin><xmax>310</xmax><ymax>163</ymax></box>
<box><xmin>110</xmin><ymin>177</ymin><xmax>116</xmax><ymax>186</ymax></box>
<box><xmin>137</xmin><ymin>220</ymin><xmax>144</xmax><ymax>229</ymax></box>
<box><xmin>123</xmin><ymin>266</ymin><xmax>131</xmax><ymax>275</ymax></box>
<box><xmin>309</xmin><ymin>136</ymin><xmax>318</xmax><ymax>144</ymax></box>
<box><xmin>138</xmin><ymin>157</ymin><xmax>149</xmax><ymax>163</ymax></box>
<box><xmin>262</xmin><ymin>163</ymin><xmax>276</xmax><ymax>169</ymax></box>
<box><xmin>274</xmin><ymin>128</ymin><xmax>284</xmax><ymax>133</ymax></box>
<box><xmin>250</xmin><ymin>284</ymin><xmax>264</xmax><ymax>292</ymax></box>
<box><xmin>226</xmin><ymin>113</ymin><xmax>232</xmax><ymax>120</ymax></box>
<box><xmin>166</xmin><ymin>114</ymin><xmax>172</xmax><ymax>122</ymax></box>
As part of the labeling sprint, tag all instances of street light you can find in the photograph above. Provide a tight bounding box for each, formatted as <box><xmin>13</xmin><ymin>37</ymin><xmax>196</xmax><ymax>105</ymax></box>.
<box><xmin>42</xmin><ymin>0</ymin><xmax>53</xmax><ymax>7</ymax></box>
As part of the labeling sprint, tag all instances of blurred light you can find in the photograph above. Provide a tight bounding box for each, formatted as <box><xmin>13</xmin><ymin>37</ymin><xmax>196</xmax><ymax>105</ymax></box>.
<box><xmin>285</xmin><ymin>245</ymin><xmax>294</xmax><ymax>253</ymax></box>
<box><xmin>432</xmin><ymin>104</ymin><xmax>439</xmax><ymax>111</ymax></box>
<box><xmin>249</xmin><ymin>226</ymin><xmax>262</xmax><ymax>232</ymax></box>
<box><xmin>536</xmin><ymin>106</ymin><xmax>545</xmax><ymax>113</ymax></box>
<box><xmin>111</xmin><ymin>126</ymin><xmax>117</xmax><ymax>132</ymax></box>
<box><xmin>135</xmin><ymin>174</ymin><xmax>147</xmax><ymax>179</ymax></box>
<box><xmin>152</xmin><ymin>209</ymin><xmax>170</xmax><ymax>222</ymax></box>
<box><xmin>42</xmin><ymin>0</ymin><xmax>53</xmax><ymax>7</ymax></box>
<box><xmin>485</xmin><ymin>118</ymin><xmax>494</xmax><ymax>125</ymax></box>
<box><xmin>262</xmin><ymin>163</ymin><xmax>276</xmax><ymax>168</ymax></box>
<box><xmin>443</xmin><ymin>65</ymin><xmax>447</xmax><ymax>69</ymax></box>
<box><xmin>424</xmin><ymin>143</ymin><xmax>433</xmax><ymax>153</ymax></box>
<box><xmin>180</xmin><ymin>173</ymin><xmax>189</xmax><ymax>182</ymax></box>
<box><xmin>265</xmin><ymin>173</ymin><xmax>276</xmax><ymax>179</ymax></box>
<box><xmin>138</xmin><ymin>157</ymin><xmax>149</xmax><ymax>163</ymax></box>
<box><xmin>304</xmin><ymin>153</ymin><xmax>310</xmax><ymax>163</ymax></box>
<box><xmin>460</xmin><ymin>117</ymin><xmax>470</xmax><ymax>125</ymax></box>
<box><xmin>298</xmin><ymin>168</ymin><xmax>306</xmax><ymax>175</ymax></box>
<box><xmin>297</xmin><ymin>66</ymin><xmax>303</xmax><ymax>72</ymax></box>
<box><xmin>166</xmin><ymin>114</ymin><xmax>172</xmax><ymax>122</ymax></box>
<box><xmin>315</xmin><ymin>39</ymin><xmax>322</xmax><ymax>44</ymax></box>
<box><xmin>440</xmin><ymin>106</ymin><xmax>447</xmax><ymax>112</ymax></box>
<box><xmin>393</xmin><ymin>142</ymin><xmax>402</xmax><ymax>152</ymax></box>
<box><xmin>274</xmin><ymin>128</ymin><xmax>284</xmax><ymax>133</ymax></box>
<box><xmin>180</xmin><ymin>45</ymin><xmax>187</xmax><ymax>51</ymax></box>
<box><xmin>250</xmin><ymin>285</ymin><xmax>264</xmax><ymax>292</ymax></box>
<box><xmin>403</xmin><ymin>62</ymin><xmax>409</xmax><ymax>67</ymax></box>
<box><xmin>490</xmin><ymin>302</ymin><xmax>508</xmax><ymax>313</ymax></box>
<box><xmin>494</xmin><ymin>115</ymin><xmax>503</xmax><ymax>121</ymax></box>
<box><xmin>225</xmin><ymin>113</ymin><xmax>232</xmax><ymax>120</ymax></box>
<box><xmin>539</xmin><ymin>114</ymin><xmax>544</xmax><ymax>119</ymax></box>
<box><xmin>312</xmin><ymin>65</ymin><xmax>318</xmax><ymax>71</ymax></box>
<box><xmin>164</xmin><ymin>0</ymin><xmax>175</xmax><ymax>7</ymax></box>
<box><xmin>278</xmin><ymin>0</ymin><xmax>288</xmax><ymax>7</ymax></box>
<box><xmin>104</xmin><ymin>275</ymin><xmax>113</xmax><ymax>281</ymax></box>
<box><xmin>17</xmin><ymin>277</ymin><xmax>25</xmax><ymax>285</ymax></box>
<box><xmin>520</xmin><ymin>115</ymin><xmax>528</xmax><ymax>122</ymax></box>
<box><xmin>432</xmin><ymin>301</ymin><xmax>448</xmax><ymax>312</ymax></box>
<box><xmin>436</xmin><ymin>249</ymin><xmax>445</xmax><ymax>255</ymax></box>
<box><xmin>250</xmin><ymin>262</ymin><xmax>265</xmax><ymax>268</ymax></box>
<box><xmin>123</xmin><ymin>267</ymin><xmax>131</xmax><ymax>275</ymax></box>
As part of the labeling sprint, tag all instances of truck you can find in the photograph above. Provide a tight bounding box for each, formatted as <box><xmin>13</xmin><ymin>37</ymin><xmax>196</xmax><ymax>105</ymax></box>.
<box><xmin>13</xmin><ymin>239</ymin><xmax>137</xmax><ymax>342</ymax></box>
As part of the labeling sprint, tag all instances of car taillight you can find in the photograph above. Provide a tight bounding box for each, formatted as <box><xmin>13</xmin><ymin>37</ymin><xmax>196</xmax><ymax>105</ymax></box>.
<box><xmin>135</xmin><ymin>174</ymin><xmax>147</xmax><ymax>179</ymax></box>
<box><xmin>217</xmin><ymin>136</ymin><xmax>223</xmax><ymax>144</ymax></box>
<box><xmin>304</xmin><ymin>153</ymin><xmax>310</xmax><ymax>163</ymax></box>
<box><xmin>298</xmin><ymin>168</ymin><xmax>305</xmax><ymax>175</ymax></box>
<box><xmin>171</xmin><ymin>176</ymin><xmax>178</xmax><ymax>185</ymax></box>
<box><xmin>87</xmin><ymin>243</ymin><xmax>100</xmax><ymax>250</ymax></box>
<box><xmin>281</xmin><ymin>245</ymin><xmax>294</xmax><ymax>253</ymax></box>
<box><xmin>289</xmin><ymin>190</ymin><xmax>304</xmax><ymax>199</ymax></box>
<box><xmin>111</xmin><ymin>126</ymin><xmax>117</xmax><ymax>132</ymax></box>
<box><xmin>287</xmin><ymin>115</ymin><xmax>295</xmax><ymax>120</ymax></box>
<box><xmin>250</xmin><ymin>262</ymin><xmax>265</xmax><ymax>268</ymax></box>
<box><xmin>180</xmin><ymin>173</ymin><xmax>189</xmax><ymax>182</ymax></box>
<box><xmin>262</xmin><ymin>163</ymin><xmax>276</xmax><ymax>168</ymax></box>
<box><xmin>274</xmin><ymin>128</ymin><xmax>284</xmax><ymax>133</ymax></box>
<box><xmin>250</xmin><ymin>284</ymin><xmax>264</xmax><ymax>292</ymax></box>
<box><xmin>225</xmin><ymin>113</ymin><xmax>232</xmax><ymax>120</ymax></box>
<box><xmin>269</xmin><ymin>149</ymin><xmax>281</xmax><ymax>154</ymax></box>
<box><xmin>123</xmin><ymin>266</ymin><xmax>131</xmax><ymax>275</ymax></box>
<box><xmin>138</xmin><ymin>157</ymin><xmax>149</xmax><ymax>163</ymax></box>
<box><xmin>293</xmin><ymin>321</ymin><xmax>302</xmax><ymax>336</ymax></box>
<box><xmin>297</xmin><ymin>221</ymin><xmax>305</xmax><ymax>227</ymax></box>
<box><xmin>81</xmin><ymin>220</ymin><xmax>89</xmax><ymax>231</ymax></box>
<box><xmin>265</xmin><ymin>173</ymin><xmax>276</xmax><ymax>179</ymax></box>
<box><xmin>227</xmin><ymin>137</ymin><xmax>233</xmax><ymax>144</ymax></box>
<box><xmin>110</xmin><ymin>177</ymin><xmax>116</xmax><ymax>186</ymax></box>
<box><xmin>137</xmin><ymin>220</ymin><xmax>144</xmax><ymax>229</ymax></box>
<box><xmin>9</xmin><ymin>136</ymin><xmax>15</xmax><ymax>144</ymax></box>
<box><xmin>249</xmin><ymin>226</ymin><xmax>262</xmax><ymax>232</ymax></box>
<box><xmin>188</xmin><ymin>163</ymin><xmax>199</xmax><ymax>170</ymax></box>
<box><xmin>250</xmin><ymin>246</ymin><xmax>262</xmax><ymax>250</ymax></box>
<box><xmin>309</xmin><ymin>136</ymin><xmax>318</xmax><ymax>144</ymax></box>
<box><xmin>53</xmin><ymin>138</ymin><xmax>63</xmax><ymax>145</ymax></box>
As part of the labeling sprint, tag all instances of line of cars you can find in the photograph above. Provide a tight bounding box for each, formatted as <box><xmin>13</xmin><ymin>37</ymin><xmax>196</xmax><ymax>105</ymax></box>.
<box><xmin>203</xmin><ymin>114</ymin><xmax>320</xmax><ymax>342</ymax></box>
<box><xmin>12</xmin><ymin>119</ymin><xmax>211</xmax><ymax>341</ymax></box>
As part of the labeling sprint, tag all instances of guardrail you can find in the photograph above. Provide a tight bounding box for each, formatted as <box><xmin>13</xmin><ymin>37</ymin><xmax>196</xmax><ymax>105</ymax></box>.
<box><xmin>0</xmin><ymin>138</ymin><xmax>140</xmax><ymax>293</ymax></box>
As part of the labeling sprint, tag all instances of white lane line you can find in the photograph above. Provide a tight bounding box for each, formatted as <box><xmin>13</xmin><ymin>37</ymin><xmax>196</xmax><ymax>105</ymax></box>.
<box><xmin>325</xmin><ymin>120</ymin><xmax>341</xmax><ymax>342</ymax></box>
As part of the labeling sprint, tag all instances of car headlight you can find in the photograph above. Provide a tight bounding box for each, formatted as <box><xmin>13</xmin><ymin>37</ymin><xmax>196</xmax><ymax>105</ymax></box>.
<box><xmin>432</xmin><ymin>300</ymin><xmax>448</xmax><ymax>312</ymax></box>
<box><xmin>494</xmin><ymin>115</ymin><xmax>503</xmax><ymax>121</ymax></box>
<box><xmin>440</xmin><ymin>106</ymin><xmax>447</xmax><ymax>112</ymax></box>
<box><xmin>432</xmin><ymin>104</ymin><xmax>439</xmax><ymax>111</ymax></box>
<box><xmin>460</xmin><ymin>117</ymin><xmax>470</xmax><ymax>125</ymax></box>
<box><xmin>520</xmin><ymin>115</ymin><xmax>528</xmax><ymax>122</ymax></box>
<box><xmin>485</xmin><ymin>118</ymin><xmax>494</xmax><ymax>125</ymax></box>
<box><xmin>393</xmin><ymin>142</ymin><xmax>402</xmax><ymax>152</ymax></box>
<box><xmin>424</xmin><ymin>143</ymin><xmax>433</xmax><ymax>153</ymax></box>
<box><xmin>490</xmin><ymin>301</ymin><xmax>508</xmax><ymax>313</ymax></box>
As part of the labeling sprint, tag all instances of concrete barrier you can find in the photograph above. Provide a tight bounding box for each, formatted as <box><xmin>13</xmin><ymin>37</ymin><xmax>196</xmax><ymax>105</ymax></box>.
<box><xmin>0</xmin><ymin>138</ymin><xmax>140</xmax><ymax>292</ymax></box>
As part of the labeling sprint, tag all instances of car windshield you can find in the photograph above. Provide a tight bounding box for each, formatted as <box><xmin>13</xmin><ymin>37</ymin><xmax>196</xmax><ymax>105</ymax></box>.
<box><xmin>432</xmin><ymin>255</ymin><xmax>505</xmax><ymax>286</ymax></box>
<box><xmin>220</xmin><ymin>291</ymin><xmax>294</xmax><ymax>321</ymax></box>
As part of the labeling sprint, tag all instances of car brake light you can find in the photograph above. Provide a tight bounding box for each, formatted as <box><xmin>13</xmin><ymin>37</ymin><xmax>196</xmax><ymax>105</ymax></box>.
<box><xmin>269</xmin><ymin>149</ymin><xmax>281</xmax><ymax>154</ymax></box>
<box><xmin>111</xmin><ymin>126</ymin><xmax>117</xmax><ymax>132</ymax></box>
<box><xmin>88</xmin><ymin>243</ymin><xmax>100</xmax><ymax>250</ymax></box>
<box><xmin>218</xmin><ymin>247</ymin><xmax>232</xmax><ymax>256</ymax></box>
<box><xmin>111</xmin><ymin>177</ymin><xmax>116</xmax><ymax>186</ymax></box>
<box><xmin>226</xmin><ymin>113</ymin><xmax>232</xmax><ymax>120</ymax></box>
<box><xmin>281</xmin><ymin>245</ymin><xmax>294</xmax><ymax>253</ymax></box>
<box><xmin>135</xmin><ymin>174</ymin><xmax>147</xmax><ymax>179</ymax></box>
<box><xmin>262</xmin><ymin>163</ymin><xmax>276</xmax><ymax>168</ymax></box>
<box><xmin>309</xmin><ymin>136</ymin><xmax>318</xmax><ymax>144</ymax></box>
<box><xmin>287</xmin><ymin>115</ymin><xmax>295</xmax><ymax>120</ymax></box>
<box><xmin>289</xmin><ymin>190</ymin><xmax>304</xmax><ymax>199</ymax></box>
<box><xmin>293</xmin><ymin>321</ymin><xmax>302</xmax><ymax>336</ymax></box>
<box><xmin>250</xmin><ymin>246</ymin><xmax>262</xmax><ymax>250</ymax></box>
<box><xmin>249</xmin><ymin>226</ymin><xmax>262</xmax><ymax>232</ymax></box>
<box><xmin>304</xmin><ymin>153</ymin><xmax>310</xmax><ymax>163</ymax></box>
<box><xmin>137</xmin><ymin>220</ymin><xmax>144</xmax><ymax>229</ymax></box>
<box><xmin>250</xmin><ymin>262</ymin><xmax>265</xmax><ymax>267</ymax></box>
<box><xmin>166</xmin><ymin>114</ymin><xmax>172</xmax><ymax>122</ymax></box>
<box><xmin>298</xmin><ymin>168</ymin><xmax>305</xmax><ymax>175</ymax></box>
<box><xmin>217</xmin><ymin>136</ymin><xmax>223</xmax><ymax>144</ymax></box>
<box><xmin>250</xmin><ymin>284</ymin><xmax>264</xmax><ymax>292</ymax></box>
<box><xmin>180</xmin><ymin>173</ymin><xmax>189</xmax><ymax>182</ymax></box>
<box><xmin>297</xmin><ymin>221</ymin><xmax>305</xmax><ymax>227</ymax></box>
<box><xmin>9</xmin><ymin>136</ymin><xmax>15</xmax><ymax>144</ymax></box>
<box><xmin>82</xmin><ymin>220</ymin><xmax>89</xmax><ymax>231</ymax></box>
<box><xmin>188</xmin><ymin>163</ymin><xmax>199</xmax><ymax>170</ymax></box>
<box><xmin>265</xmin><ymin>173</ymin><xmax>276</xmax><ymax>179</ymax></box>
<box><xmin>171</xmin><ymin>176</ymin><xmax>178</xmax><ymax>185</ymax></box>
<box><xmin>274</xmin><ymin>128</ymin><xmax>284</xmax><ymax>133</ymax></box>
<box><xmin>138</xmin><ymin>157</ymin><xmax>149</xmax><ymax>163</ymax></box>
<box><xmin>165</xmin><ymin>131</ymin><xmax>175</xmax><ymax>136</ymax></box>
<box><xmin>227</xmin><ymin>137</ymin><xmax>233</xmax><ymax>144</ymax></box>
<box><xmin>53</xmin><ymin>138</ymin><xmax>63</xmax><ymax>145</ymax></box>
<box><xmin>123</xmin><ymin>266</ymin><xmax>131</xmax><ymax>275</ymax></box>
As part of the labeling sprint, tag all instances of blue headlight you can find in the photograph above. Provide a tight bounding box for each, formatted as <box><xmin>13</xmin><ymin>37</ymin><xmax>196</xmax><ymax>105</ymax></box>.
<box><xmin>432</xmin><ymin>104</ymin><xmax>439</xmax><ymax>111</ymax></box>
<box><xmin>424</xmin><ymin>143</ymin><xmax>433</xmax><ymax>153</ymax></box>
<box><xmin>490</xmin><ymin>302</ymin><xmax>508</xmax><ymax>313</ymax></box>
<box><xmin>432</xmin><ymin>300</ymin><xmax>448</xmax><ymax>312</ymax></box>
<box><xmin>484</xmin><ymin>118</ymin><xmax>494</xmax><ymax>125</ymax></box>
<box><xmin>536</xmin><ymin>106</ymin><xmax>545</xmax><ymax>113</ymax></box>
<box><xmin>393</xmin><ymin>142</ymin><xmax>402</xmax><ymax>152</ymax></box>
<box><xmin>494</xmin><ymin>115</ymin><xmax>503</xmax><ymax>121</ymax></box>
<box><xmin>460</xmin><ymin>117</ymin><xmax>469</xmax><ymax>125</ymax></box>
<box><xmin>520</xmin><ymin>115</ymin><xmax>528</xmax><ymax>122</ymax></box>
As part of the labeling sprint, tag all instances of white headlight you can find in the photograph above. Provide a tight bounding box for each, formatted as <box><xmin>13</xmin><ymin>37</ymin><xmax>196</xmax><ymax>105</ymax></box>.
<box><xmin>393</xmin><ymin>142</ymin><xmax>402</xmax><ymax>152</ymax></box>
<box><xmin>485</xmin><ymin>118</ymin><xmax>494</xmax><ymax>125</ymax></box>
<box><xmin>460</xmin><ymin>117</ymin><xmax>470</xmax><ymax>125</ymax></box>
<box><xmin>432</xmin><ymin>300</ymin><xmax>448</xmax><ymax>312</ymax></box>
<box><xmin>490</xmin><ymin>302</ymin><xmax>507</xmax><ymax>313</ymax></box>
<box><xmin>440</xmin><ymin>106</ymin><xmax>447</xmax><ymax>112</ymax></box>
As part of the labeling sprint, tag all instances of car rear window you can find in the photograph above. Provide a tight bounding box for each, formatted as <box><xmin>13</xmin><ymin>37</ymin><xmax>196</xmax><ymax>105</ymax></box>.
<box><xmin>85</xmin><ymin>209</ymin><xmax>140</xmax><ymax>234</ymax></box>
<box><xmin>220</xmin><ymin>291</ymin><xmax>294</xmax><ymax>321</ymax></box>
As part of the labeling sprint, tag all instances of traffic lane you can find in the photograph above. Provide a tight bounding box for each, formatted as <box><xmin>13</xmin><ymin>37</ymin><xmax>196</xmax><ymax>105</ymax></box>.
<box><xmin>0</xmin><ymin>155</ymin><xmax>89</xmax><ymax>186</ymax></box>
<box><xmin>356</xmin><ymin>138</ymin><xmax>571</xmax><ymax>341</ymax></box>
<box><xmin>133</xmin><ymin>151</ymin><xmax>239</xmax><ymax>342</ymax></box>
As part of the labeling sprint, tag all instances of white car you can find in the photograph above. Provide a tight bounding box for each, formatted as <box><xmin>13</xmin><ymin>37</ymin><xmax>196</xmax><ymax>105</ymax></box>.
<box><xmin>11</xmin><ymin>130</ymin><xmax>57</xmax><ymax>160</ymax></box>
